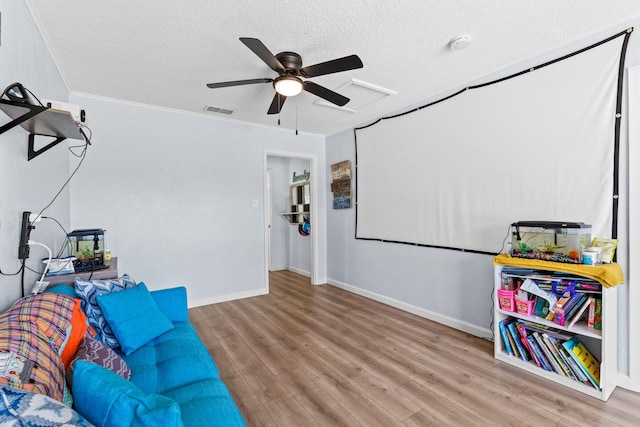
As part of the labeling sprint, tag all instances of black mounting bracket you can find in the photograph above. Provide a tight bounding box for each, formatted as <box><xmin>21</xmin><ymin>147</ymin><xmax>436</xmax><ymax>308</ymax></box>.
<box><xmin>28</xmin><ymin>133</ymin><xmax>67</xmax><ymax>161</ymax></box>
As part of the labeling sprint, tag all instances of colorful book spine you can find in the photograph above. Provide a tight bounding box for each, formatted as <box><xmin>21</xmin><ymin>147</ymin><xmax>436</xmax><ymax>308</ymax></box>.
<box><xmin>507</xmin><ymin>322</ymin><xmax>529</xmax><ymax>362</ymax></box>
<box><xmin>554</xmin><ymin>338</ymin><xmax>591</xmax><ymax>385</ymax></box>
<box><xmin>498</xmin><ymin>319</ymin><xmax>514</xmax><ymax>356</ymax></box>
<box><xmin>533</xmin><ymin>298</ymin><xmax>549</xmax><ymax>318</ymax></box>
<box><xmin>533</xmin><ymin>332</ymin><xmax>563</xmax><ymax>374</ymax></box>
<box><xmin>593</xmin><ymin>298</ymin><xmax>602</xmax><ymax>330</ymax></box>
<box><xmin>542</xmin><ymin>334</ymin><xmax>575</xmax><ymax>380</ymax></box>
<box><xmin>506</xmin><ymin>327</ymin><xmax>520</xmax><ymax>358</ymax></box>
<box><xmin>546</xmin><ymin>290</ymin><xmax>574</xmax><ymax>321</ymax></box>
<box><xmin>566</xmin><ymin>296</ymin><xmax>594</xmax><ymax>329</ymax></box>
<box><xmin>517</xmin><ymin>324</ymin><xmax>541</xmax><ymax>368</ymax></box>
<box><xmin>563</xmin><ymin>336</ymin><xmax>601</xmax><ymax>389</ymax></box>
<box><xmin>552</xmin><ymin>292</ymin><xmax>584</xmax><ymax>326</ymax></box>
<box><xmin>527</xmin><ymin>334</ymin><xmax>553</xmax><ymax>371</ymax></box>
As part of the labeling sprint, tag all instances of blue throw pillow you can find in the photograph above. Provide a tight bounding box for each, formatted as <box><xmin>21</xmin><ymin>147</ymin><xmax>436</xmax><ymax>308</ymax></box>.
<box><xmin>75</xmin><ymin>274</ymin><xmax>137</xmax><ymax>348</ymax></box>
<box><xmin>72</xmin><ymin>361</ymin><xmax>184</xmax><ymax>427</ymax></box>
<box><xmin>96</xmin><ymin>282</ymin><xmax>174</xmax><ymax>355</ymax></box>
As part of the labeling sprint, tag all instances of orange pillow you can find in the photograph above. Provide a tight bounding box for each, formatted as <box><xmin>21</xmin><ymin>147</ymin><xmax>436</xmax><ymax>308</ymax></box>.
<box><xmin>60</xmin><ymin>298</ymin><xmax>94</xmax><ymax>368</ymax></box>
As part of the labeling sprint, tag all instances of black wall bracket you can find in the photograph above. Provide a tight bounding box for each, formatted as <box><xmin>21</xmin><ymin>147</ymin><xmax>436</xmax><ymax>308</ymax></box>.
<box><xmin>28</xmin><ymin>133</ymin><xmax>66</xmax><ymax>161</ymax></box>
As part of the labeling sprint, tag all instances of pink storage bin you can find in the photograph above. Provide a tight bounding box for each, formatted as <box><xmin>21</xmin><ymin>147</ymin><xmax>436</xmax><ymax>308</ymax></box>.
<box><xmin>515</xmin><ymin>296</ymin><xmax>536</xmax><ymax>316</ymax></box>
<box><xmin>497</xmin><ymin>289</ymin><xmax>516</xmax><ymax>312</ymax></box>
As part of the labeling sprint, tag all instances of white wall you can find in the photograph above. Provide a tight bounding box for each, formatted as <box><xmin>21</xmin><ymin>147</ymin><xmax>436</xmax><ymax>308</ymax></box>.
<box><xmin>0</xmin><ymin>0</ymin><xmax>72</xmax><ymax>311</ymax></box>
<box><xmin>67</xmin><ymin>94</ymin><xmax>325</xmax><ymax>307</ymax></box>
<box><xmin>622</xmin><ymin>64</ymin><xmax>640</xmax><ymax>391</ymax></box>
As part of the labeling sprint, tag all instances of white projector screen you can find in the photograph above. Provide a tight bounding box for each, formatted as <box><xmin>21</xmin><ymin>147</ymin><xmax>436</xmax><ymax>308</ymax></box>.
<box><xmin>355</xmin><ymin>30</ymin><xmax>631</xmax><ymax>254</ymax></box>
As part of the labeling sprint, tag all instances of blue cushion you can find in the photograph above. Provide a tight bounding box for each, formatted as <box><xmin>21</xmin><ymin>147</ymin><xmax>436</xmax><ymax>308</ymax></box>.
<box><xmin>150</xmin><ymin>287</ymin><xmax>188</xmax><ymax>323</ymax></box>
<box><xmin>97</xmin><ymin>283</ymin><xmax>174</xmax><ymax>356</ymax></box>
<box><xmin>164</xmin><ymin>379</ymin><xmax>246</xmax><ymax>427</ymax></box>
<box><xmin>72</xmin><ymin>361</ymin><xmax>184</xmax><ymax>427</ymax></box>
<box><xmin>124</xmin><ymin>323</ymin><xmax>219</xmax><ymax>394</ymax></box>
<box><xmin>44</xmin><ymin>283</ymin><xmax>77</xmax><ymax>297</ymax></box>
<box><xmin>75</xmin><ymin>274</ymin><xmax>137</xmax><ymax>348</ymax></box>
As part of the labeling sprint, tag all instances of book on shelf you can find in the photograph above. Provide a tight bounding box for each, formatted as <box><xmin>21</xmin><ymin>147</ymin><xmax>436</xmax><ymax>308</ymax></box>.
<box><xmin>498</xmin><ymin>319</ymin><xmax>515</xmax><ymax>356</ymax></box>
<box><xmin>506</xmin><ymin>321</ymin><xmax>530</xmax><ymax>361</ymax></box>
<box><xmin>546</xmin><ymin>289</ymin><xmax>574</xmax><ymax>321</ymax></box>
<box><xmin>554</xmin><ymin>293</ymin><xmax>587</xmax><ymax>326</ymax></box>
<box><xmin>526</xmin><ymin>334</ymin><xmax>554</xmax><ymax>372</ymax></box>
<box><xmin>563</xmin><ymin>336</ymin><xmax>601</xmax><ymax>390</ymax></box>
<box><xmin>542</xmin><ymin>333</ymin><xmax>576</xmax><ymax>380</ymax></box>
<box><xmin>533</xmin><ymin>332</ymin><xmax>564</xmax><ymax>375</ymax></box>
<box><xmin>533</xmin><ymin>298</ymin><xmax>549</xmax><ymax>318</ymax></box>
<box><xmin>505</xmin><ymin>324</ymin><xmax>521</xmax><ymax>359</ymax></box>
<box><xmin>566</xmin><ymin>296</ymin><xmax>594</xmax><ymax>329</ymax></box>
<box><xmin>516</xmin><ymin>319</ymin><xmax>572</xmax><ymax>341</ymax></box>
<box><xmin>549</xmin><ymin>291</ymin><xmax>583</xmax><ymax>325</ymax></box>
<box><xmin>555</xmin><ymin>338</ymin><xmax>592</xmax><ymax>386</ymax></box>
<box><xmin>588</xmin><ymin>298</ymin><xmax>602</xmax><ymax>330</ymax></box>
<box><xmin>516</xmin><ymin>323</ymin><xmax>541</xmax><ymax>368</ymax></box>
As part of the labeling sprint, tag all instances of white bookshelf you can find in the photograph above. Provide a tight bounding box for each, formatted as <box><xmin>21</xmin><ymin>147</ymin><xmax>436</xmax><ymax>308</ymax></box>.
<box><xmin>493</xmin><ymin>258</ymin><xmax>620</xmax><ymax>401</ymax></box>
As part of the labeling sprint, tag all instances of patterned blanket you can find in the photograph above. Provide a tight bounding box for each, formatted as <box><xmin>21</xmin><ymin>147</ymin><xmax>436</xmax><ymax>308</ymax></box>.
<box><xmin>0</xmin><ymin>385</ymin><xmax>93</xmax><ymax>426</ymax></box>
<box><xmin>0</xmin><ymin>293</ymin><xmax>76</xmax><ymax>401</ymax></box>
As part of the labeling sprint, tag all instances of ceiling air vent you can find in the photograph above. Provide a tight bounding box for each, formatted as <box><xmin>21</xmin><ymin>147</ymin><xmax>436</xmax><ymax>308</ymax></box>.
<box><xmin>203</xmin><ymin>105</ymin><xmax>234</xmax><ymax>115</ymax></box>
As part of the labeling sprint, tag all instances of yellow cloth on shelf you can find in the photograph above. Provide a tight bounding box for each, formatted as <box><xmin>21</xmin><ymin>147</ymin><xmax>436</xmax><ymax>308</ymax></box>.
<box><xmin>493</xmin><ymin>253</ymin><xmax>624</xmax><ymax>288</ymax></box>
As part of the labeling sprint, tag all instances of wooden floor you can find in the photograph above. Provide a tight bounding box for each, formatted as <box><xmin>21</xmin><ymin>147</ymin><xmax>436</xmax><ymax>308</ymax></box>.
<box><xmin>189</xmin><ymin>270</ymin><xmax>640</xmax><ymax>427</ymax></box>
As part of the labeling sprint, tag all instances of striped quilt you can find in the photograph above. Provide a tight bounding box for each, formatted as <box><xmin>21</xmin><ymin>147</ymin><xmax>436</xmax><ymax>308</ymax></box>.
<box><xmin>0</xmin><ymin>293</ymin><xmax>76</xmax><ymax>401</ymax></box>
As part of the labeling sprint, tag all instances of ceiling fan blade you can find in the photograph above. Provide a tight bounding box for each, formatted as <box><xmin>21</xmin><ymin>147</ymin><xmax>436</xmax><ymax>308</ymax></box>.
<box><xmin>300</xmin><ymin>54</ymin><xmax>363</xmax><ymax>78</ymax></box>
<box><xmin>207</xmin><ymin>78</ymin><xmax>273</xmax><ymax>89</ymax></box>
<box><xmin>303</xmin><ymin>81</ymin><xmax>350</xmax><ymax>106</ymax></box>
<box><xmin>267</xmin><ymin>93</ymin><xmax>287</xmax><ymax>115</ymax></box>
<box><xmin>240</xmin><ymin>38</ymin><xmax>285</xmax><ymax>72</ymax></box>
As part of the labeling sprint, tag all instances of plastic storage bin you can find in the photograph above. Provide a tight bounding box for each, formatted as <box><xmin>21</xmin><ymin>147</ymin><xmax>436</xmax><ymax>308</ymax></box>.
<box><xmin>515</xmin><ymin>296</ymin><xmax>536</xmax><ymax>316</ymax></box>
<box><xmin>497</xmin><ymin>289</ymin><xmax>516</xmax><ymax>312</ymax></box>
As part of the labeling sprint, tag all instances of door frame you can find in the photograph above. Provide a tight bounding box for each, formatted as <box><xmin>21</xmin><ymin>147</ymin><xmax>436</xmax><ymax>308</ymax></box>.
<box><xmin>263</xmin><ymin>150</ymin><xmax>320</xmax><ymax>292</ymax></box>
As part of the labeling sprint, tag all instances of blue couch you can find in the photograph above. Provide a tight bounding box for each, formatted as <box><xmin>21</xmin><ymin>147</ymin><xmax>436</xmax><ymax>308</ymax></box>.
<box><xmin>0</xmin><ymin>284</ymin><xmax>245</xmax><ymax>427</ymax></box>
<box><xmin>122</xmin><ymin>286</ymin><xmax>246</xmax><ymax>426</ymax></box>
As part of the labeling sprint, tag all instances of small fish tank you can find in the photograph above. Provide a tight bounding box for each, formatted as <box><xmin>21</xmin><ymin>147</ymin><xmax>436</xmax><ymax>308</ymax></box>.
<box><xmin>67</xmin><ymin>228</ymin><xmax>107</xmax><ymax>271</ymax></box>
<box><xmin>510</xmin><ymin>221</ymin><xmax>591</xmax><ymax>264</ymax></box>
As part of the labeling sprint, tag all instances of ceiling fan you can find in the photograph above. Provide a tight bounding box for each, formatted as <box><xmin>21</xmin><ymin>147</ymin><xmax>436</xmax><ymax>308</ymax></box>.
<box><xmin>206</xmin><ymin>38</ymin><xmax>363</xmax><ymax>115</ymax></box>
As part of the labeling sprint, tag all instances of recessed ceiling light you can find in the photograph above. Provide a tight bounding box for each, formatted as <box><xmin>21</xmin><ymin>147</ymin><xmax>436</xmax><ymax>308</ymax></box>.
<box><xmin>449</xmin><ymin>35</ymin><xmax>471</xmax><ymax>50</ymax></box>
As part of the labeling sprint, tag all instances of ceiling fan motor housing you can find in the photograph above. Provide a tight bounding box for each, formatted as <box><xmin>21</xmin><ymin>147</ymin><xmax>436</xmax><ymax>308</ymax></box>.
<box><xmin>275</xmin><ymin>52</ymin><xmax>303</xmax><ymax>74</ymax></box>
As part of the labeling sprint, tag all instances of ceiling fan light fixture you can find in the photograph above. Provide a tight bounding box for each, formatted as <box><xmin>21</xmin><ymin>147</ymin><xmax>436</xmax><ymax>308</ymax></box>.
<box><xmin>274</xmin><ymin>76</ymin><xmax>303</xmax><ymax>97</ymax></box>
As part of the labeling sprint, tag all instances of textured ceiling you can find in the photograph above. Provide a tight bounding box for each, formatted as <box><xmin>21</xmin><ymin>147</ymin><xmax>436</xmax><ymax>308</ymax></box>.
<box><xmin>25</xmin><ymin>0</ymin><xmax>640</xmax><ymax>136</ymax></box>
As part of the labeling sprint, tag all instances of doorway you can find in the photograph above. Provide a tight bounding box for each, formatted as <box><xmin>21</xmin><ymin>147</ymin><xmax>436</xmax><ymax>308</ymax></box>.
<box><xmin>264</xmin><ymin>152</ymin><xmax>317</xmax><ymax>292</ymax></box>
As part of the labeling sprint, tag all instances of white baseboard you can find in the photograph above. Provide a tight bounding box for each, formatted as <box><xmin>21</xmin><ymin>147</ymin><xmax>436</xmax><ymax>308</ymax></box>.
<box><xmin>188</xmin><ymin>288</ymin><xmax>267</xmax><ymax>308</ymax></box>
<box><xmin>327</xmin><ymin>278</ymin><xmax>492</xmax><ymax>340</ymax></box>
<box><xmin>617</xmin><ymin>374</ymin><xmax>640</xmax><ymax>392</ymax></box>
<box><xmin>288</xmin><ymin>266</ymin><xmax>311</xmax><ymax>277</ymax></box>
